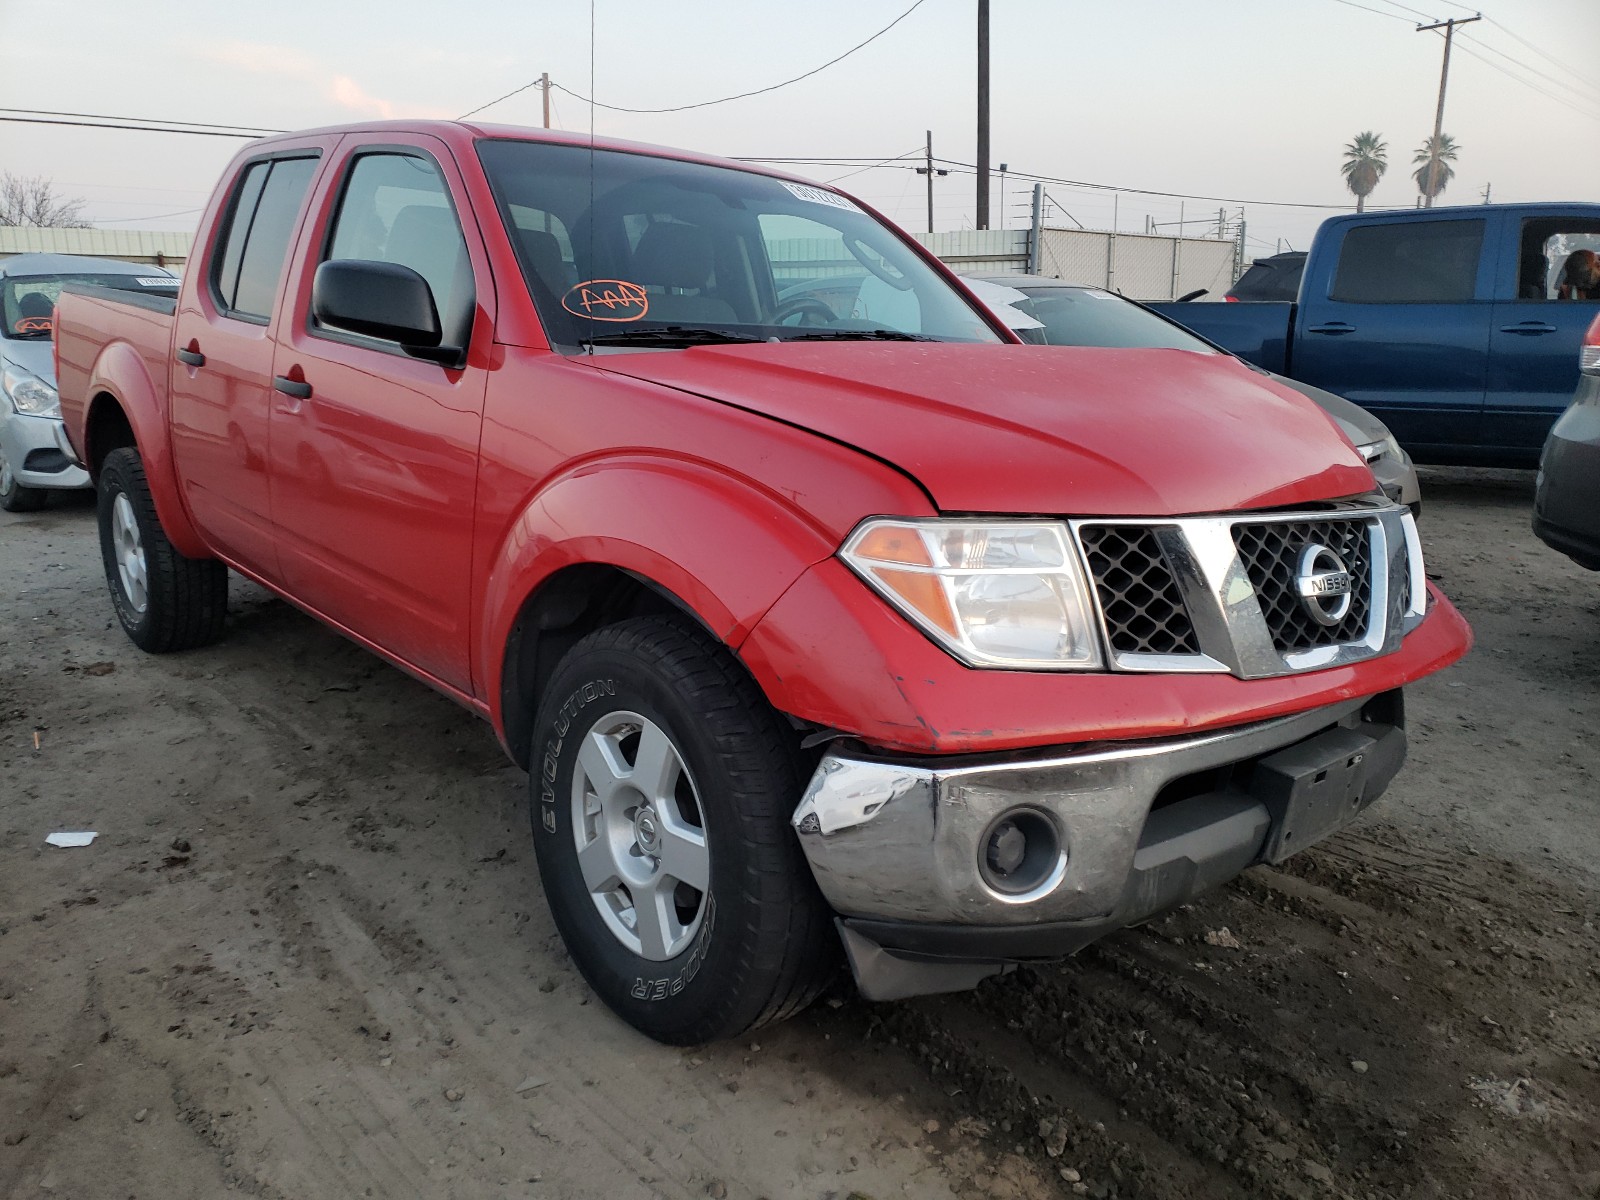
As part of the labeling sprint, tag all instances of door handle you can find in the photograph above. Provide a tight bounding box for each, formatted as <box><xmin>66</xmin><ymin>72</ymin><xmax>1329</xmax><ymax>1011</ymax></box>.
<box><xmin>175</xmin><ymin>348</ymin><xmax>205</xmax><ymax>367</ymax></box>
<box><xmin>1306</xmin><ymin>322</ymin><xmax>1357</xmax><ymax>335</ymax></box>
<box><xmin>272</xmin><ymin>375</ymin><xmax>312</xmax><ymax>400</ymax></box>
<box><xmin>1498</xmin><ymin>322</ymin><xmax>1557</xmax><ymax>335</ymax></box>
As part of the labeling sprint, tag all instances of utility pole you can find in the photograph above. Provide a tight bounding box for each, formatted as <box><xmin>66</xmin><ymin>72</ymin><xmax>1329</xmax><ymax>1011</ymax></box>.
<box><xmin>976</xmin><ymin>0</ymin><xmax>990</xmax><ymax>230</ymax></box>
<box><xmin>541</xmin><ymin>72</ymin><xmax>551</xmax><ymax>128</ymax></box>
<box><xmin>916</xmin><ymin>130</ymin><xmax>948</xmax><ymax>234</ymax></box>
<box><xmin>1480</xmin><ymin>182</ymin><xmax>1492</xmax><ymax>204</ymax></box>
<box><xmin>1028</xmin><ymin>183</ymin><xmax>1043</xmax><ymax>274</ymax></box>
<box><xmin>1416</xmin><ymin>14</ymin><xmax>1480</xmax><ymax>207</ymax></box>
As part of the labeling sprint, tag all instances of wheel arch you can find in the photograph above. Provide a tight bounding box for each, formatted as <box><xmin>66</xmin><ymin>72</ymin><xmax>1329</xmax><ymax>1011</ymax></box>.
<box><xmin>80</xmin><ymin>343</ymin><xmax>209</xmax><ymax>559</ymax></box>
<box><xmin>498</xmin><ymin>563</ymin><xmax>727</xmax><ymax>770</ymax></box>
<box><xmin>482</xmin><ymin>459</ymin><xmax>840</xmax><ymax>768</ymax></box>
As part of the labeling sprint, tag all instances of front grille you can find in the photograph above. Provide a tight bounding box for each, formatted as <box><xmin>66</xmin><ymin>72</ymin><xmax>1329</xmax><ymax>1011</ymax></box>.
<box><xmin>1232</xmin><ymin>519</ymin><xmax>1374</xmax><ymax>652</ymax></box>
<box><xmin>1079</xmin><ymin>525</ymin><xmax>1199</xmax><ymax>655</ymax></box>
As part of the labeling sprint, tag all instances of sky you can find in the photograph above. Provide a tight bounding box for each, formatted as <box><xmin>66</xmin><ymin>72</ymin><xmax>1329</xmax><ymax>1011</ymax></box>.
<box><xmin>2</xmin><ymin>0</ymin><xmax>1597</xmax><ymax>259</ymax></box>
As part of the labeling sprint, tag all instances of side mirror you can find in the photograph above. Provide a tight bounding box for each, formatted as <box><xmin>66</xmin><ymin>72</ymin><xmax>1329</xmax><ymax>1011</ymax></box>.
<box><xmin>312</xmin><ymin>259</ymin><xmax>443</xmax><ymax>349</ymax></box>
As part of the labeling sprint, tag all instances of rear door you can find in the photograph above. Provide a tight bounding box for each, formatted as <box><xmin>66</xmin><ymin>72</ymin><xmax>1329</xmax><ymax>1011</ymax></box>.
<box><xmin>1486</xmin><ymin>210</ymin><xmax>1600</xmax><ymax>461</ymax></box>
<box><xmin>169</xmin><ymin>140</ymin><xmax>332</xmax><ymax>579</ymax></box>
<box><xmin>267</xmin><ymin>135</ymin><xmax>492</xmax><ymax>694</ymax></box>
<box><xmin>1292</xmin><ymin>213</ymin><xmax>1493</xmax><ymax>458</ymax></box>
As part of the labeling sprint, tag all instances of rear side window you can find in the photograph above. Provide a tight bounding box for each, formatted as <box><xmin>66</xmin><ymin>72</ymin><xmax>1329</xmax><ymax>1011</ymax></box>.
<box><xmin>212</xmin><ymin>156</ymin><xmax>319</xmax><ymax>322</ymax></box>
<box><xmin>1330</xmin><ymin>219</ymin><xmax>1484</xmax><ymax>304</ymax></box>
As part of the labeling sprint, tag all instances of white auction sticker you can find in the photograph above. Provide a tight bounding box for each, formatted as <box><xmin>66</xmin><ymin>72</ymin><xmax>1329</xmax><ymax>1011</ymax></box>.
<box><xmin>781</xmin><ymin>182</ymin><xmax>863</xmax><ymax>214</ymax></box>
<box><xmin>136</xmin><ymin>277</ymin><xmax>177</xmax><ymax>287</ymax></box>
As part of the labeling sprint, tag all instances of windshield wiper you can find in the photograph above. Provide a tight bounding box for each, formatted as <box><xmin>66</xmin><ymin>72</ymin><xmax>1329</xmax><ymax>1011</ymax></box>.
<box><xmin>781</xmin><ymin>329</ymin><xmax>938</xmax><ymax>342</ymax></box>
<box><xmin>581</xmin><ymin>326</ymin><xmax>766</xmax><ymax>349</ymax></box>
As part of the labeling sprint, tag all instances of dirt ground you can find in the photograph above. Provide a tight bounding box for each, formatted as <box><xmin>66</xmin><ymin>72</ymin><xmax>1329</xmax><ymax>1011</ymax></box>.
<box><xmin>2</xmin><ymin>468</ymin><xmax>1597</xmax><ymax>1200</ymax></box>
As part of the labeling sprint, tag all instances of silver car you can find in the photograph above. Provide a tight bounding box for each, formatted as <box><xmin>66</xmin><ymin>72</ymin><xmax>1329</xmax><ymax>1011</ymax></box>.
<box><xmin>1</xmin><ymin>253</ymin><xmax>178</xmax><ymax>512</ymax></box>
<box><xmin>963</xmin><ymin>274</ymin><xmax>1422</xmax><ymax>513</ymax></box>
<box><xmin>1533</xmin><ymin>316</ymin><xmax>1600</xmax><ymax>570</ymax></box>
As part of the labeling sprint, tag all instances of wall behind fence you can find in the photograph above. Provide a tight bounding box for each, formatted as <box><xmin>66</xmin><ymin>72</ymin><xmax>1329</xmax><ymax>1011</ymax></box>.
<box><xmin>914</xmin><ymin>227</ymin><xmax>1238</xmax><ymax>301</ymax></box>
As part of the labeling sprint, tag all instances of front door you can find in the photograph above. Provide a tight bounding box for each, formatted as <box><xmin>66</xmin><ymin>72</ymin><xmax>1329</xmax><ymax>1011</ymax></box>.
<box><xmin>267</xmin><ymin>136</ymin><xmax>490</xmax><ymax>694</ymax></box>
<box><xmin>1486</xmin><ymin>212</ymin><xmax>1600</xmax><ymax>461</ymax></box>
<box><xmin>1293</xmin><ymin>214</ymin><xmax>1492</xmax><ymax>459</ymax></box>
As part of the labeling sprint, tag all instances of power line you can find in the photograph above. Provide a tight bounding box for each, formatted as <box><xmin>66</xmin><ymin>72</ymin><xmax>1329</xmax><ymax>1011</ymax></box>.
<box><xmin>1457</xmin><ymin>30</ymin><xmax>1600</xmax><ymax>107</ymax></box>
<box><xmin>97</xmin><ymin>208</ymin><xmax>206</xmax><ymax>224</ymax></box>
<box><xmin>0</xmin><ymin>115</ymin><xmax>274</xmax><ymax>138</ymax></box>
<box><xmin>1448</xmin><ymin>37</ymin><xmax>1600</xmax><ymax>120</ymax></box>
<box><xmin>1328</xmin><ymin>0</ymin><xmax>1413</xmax><ymax>23</ymax></box>
<box><xmin>932</xmin><ymin>159</ymin><xmax>1354</xmax><ymax>210</ymax></box>
<box><xmin>532</xmin><ymin>0</ymin><xmax>929</xmax><ymax>116</ymax></box>
<box><xmin>0</xmin><ymin>107</ymin><xmax>284</xmax><ymax>134</ymax></box>
<box><xmin>1373</xmin><ymin>0</ymin><xmax>1437</xmax><ymax>21</ymax></box>
<box><xmin>1484</xmin><ymin>15</ymin><xmax>1594</xmax><ymax>94</ymax></box>
<box><xmin>824</xmin><ymin>148</ymin><xmax>924</xmax><ymax>185</ymax></box>
<box><xmin>458</xmin><ymin>78</ymin><xmax>547</xmax><ymax>121</ymax></box>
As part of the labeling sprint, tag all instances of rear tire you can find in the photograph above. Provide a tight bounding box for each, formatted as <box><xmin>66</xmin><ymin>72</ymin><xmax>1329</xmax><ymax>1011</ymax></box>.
<box><xmin>0</xmin><ymin>445</ymin><xmax>47</xmax><ymax>512</ymax></box>
<box><xmin>97</xmin><ymin>446</ymin><xmax>228</xmax><ymax>652</ymax></box>
<box><xmin>529</xmin><ymin>614</ymin><xmax>836</xmax><ymax>1044</ymax></box>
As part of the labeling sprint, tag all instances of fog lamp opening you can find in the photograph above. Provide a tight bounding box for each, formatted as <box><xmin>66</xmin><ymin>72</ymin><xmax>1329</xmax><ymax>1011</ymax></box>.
<box><xmin>978</xmin><ymin>808</ymin><xmax>1062</xmax><ymax>897</ymax></box>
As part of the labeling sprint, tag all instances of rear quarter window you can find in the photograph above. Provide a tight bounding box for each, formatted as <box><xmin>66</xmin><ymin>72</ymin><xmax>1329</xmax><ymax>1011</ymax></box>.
<box><xmin>1330</xmin><ymin>219</ymin><xmax>1484</xmax><ymax>304</ymax></box>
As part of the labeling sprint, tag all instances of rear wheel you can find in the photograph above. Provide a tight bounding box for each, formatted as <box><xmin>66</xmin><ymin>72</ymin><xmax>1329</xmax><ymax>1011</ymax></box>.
<box><xmin>530</xmin><ymin>615</ymin><xmax>836</xmax><ymax>1044</ymax></box>
<box><xmin>97</xmin><ymin>446</ymin><xmax>229</xmax><ymax>652</ymax></box>
<box><xmin>0</xmin><ymin>444</ymin><xmax>47</xmax><ymax>512</ymax></box>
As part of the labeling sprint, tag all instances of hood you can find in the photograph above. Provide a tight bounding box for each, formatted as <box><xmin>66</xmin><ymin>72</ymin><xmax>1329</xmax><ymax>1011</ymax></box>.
<box><xmin>1</xmin><ymin>337</ymin><xmax>56</xmax><ymax>384</ymax></box>
<box><xmin>593</xmin><ymin>343</ymin><xmax>1374</xmax><ymax>516</ymax></box>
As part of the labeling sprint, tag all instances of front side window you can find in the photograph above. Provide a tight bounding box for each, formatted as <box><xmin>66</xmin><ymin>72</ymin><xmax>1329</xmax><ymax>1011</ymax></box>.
<box><xmin>475</xmin><ymin>139</ymin><xmax>1002</xmax><ymax>352</ymax></box>
<box><xmin>213</xmin><ymin>156</ymin><xmax>319</xmax><ymax>321</ymax></box>
<box><xmin>1330</xmin><ymin>219</ymin><xmax>1484</xmax><ymax>304</ymax></box>
<box><xmin>321</xmin><ymin>152</ymin><xmax>473</xmax><ymax>344</ymax></box>
<box><xmin>1514</xmin><ymin>217</ymin><xmax>1600</xmax><ymax>301</ymax></box>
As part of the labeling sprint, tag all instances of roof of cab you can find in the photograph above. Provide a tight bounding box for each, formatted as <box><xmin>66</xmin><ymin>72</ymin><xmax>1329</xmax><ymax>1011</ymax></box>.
<box><xmin>242</xmin><ymin>119</ymin><xmax>825</xmax><ymax>189</ymax></box>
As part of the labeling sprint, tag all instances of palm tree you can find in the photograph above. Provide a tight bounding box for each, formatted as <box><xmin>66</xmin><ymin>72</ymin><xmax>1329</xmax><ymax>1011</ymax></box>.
<box><xmin>1340</xmin><ymin>132</ymin><xmax>1387</xmax><ymax>213</ymax></box>
<box><xmin>1413</xmin><ymin>134</ymin><xmax>1461</xmax><ymax>207</ymax></box>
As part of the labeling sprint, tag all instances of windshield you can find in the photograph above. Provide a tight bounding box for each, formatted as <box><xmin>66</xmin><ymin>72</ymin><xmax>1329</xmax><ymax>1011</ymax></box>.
<box><xmin>1000</xmin><ymin>284</ymin><xmax>1217</xmax><ymax>352</ymax></box>
<box><xmin>2</xmin><ymin>272</ymin><xmax>178</xmax><ymax>340</ymax></box>
<box><xmin>475</xmin><ymin>140</ymin><xmax>1002</xmax><ymax>352</ymax></box>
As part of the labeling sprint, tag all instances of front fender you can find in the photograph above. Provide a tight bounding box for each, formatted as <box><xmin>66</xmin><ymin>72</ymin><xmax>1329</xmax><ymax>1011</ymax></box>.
<box><xmin>478</xmin><ymin>456</ymin><xmax>843</xmax><ymax>736</ymax></box>
<box><xmin>84</xmin><ymin>341</ymin><xmax>208</xmax><ymax>559</ymax></box>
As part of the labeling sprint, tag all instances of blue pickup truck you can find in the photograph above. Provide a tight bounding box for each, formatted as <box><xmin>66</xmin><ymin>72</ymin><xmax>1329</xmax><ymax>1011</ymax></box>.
<box><xmin>1150</xmin><ymin>203</ymin><xmax>1600</xmax><ymax>467</ymax></box>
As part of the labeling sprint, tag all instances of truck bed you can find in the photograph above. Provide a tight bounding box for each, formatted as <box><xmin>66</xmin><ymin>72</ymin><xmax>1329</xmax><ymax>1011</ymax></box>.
<box><xmin>55</xmin><ymin>283</ymin><xmax>177</xmax><ymax>468</ymax></box>
<box><xmin>1144</xmin><ymin>300</ymin><xmax>1295</xmax><ymax>375</ymax></box>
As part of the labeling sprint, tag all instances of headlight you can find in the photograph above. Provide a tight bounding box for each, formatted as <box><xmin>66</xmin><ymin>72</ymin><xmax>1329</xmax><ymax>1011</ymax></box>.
<box><xmin>840</xmin><ymin>518</ymin><xmax>1104</xmax><ymax>669</ymax></box>
<box><xmin>2</xmin><ymin>364</ymin><xmax>60</xmax><ymax>419</ymax></box>
<box><xmin>1356</xmin><ymin>434</ymin><xmax>1403</xmax><ymax>467</ymax></box>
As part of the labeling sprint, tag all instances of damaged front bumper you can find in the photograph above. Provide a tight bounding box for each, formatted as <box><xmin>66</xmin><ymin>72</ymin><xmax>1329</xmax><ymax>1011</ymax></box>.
<box><xmin>793</xmin><ymin>692</ymin><xmax>1405</xmax><ymax>1000</ymax></box>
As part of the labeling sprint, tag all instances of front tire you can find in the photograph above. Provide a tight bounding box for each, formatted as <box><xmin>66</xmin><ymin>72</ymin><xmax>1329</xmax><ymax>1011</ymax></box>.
<box><xmin>530</xmin><ymin>615</ymin><xmax>835</xmax><ymax>1044</ymax></box>
<box><xmin>97</xmin><ymin>446</ymin><xmax>229</xmax><ymax>652</ymax></box>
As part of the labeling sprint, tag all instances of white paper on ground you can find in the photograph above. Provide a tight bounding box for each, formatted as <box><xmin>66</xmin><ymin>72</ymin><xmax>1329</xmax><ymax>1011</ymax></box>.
<box><xmin>45</xmin><ymin>831</ymin><xmax>98</xmax><ymax>848</ymax></box>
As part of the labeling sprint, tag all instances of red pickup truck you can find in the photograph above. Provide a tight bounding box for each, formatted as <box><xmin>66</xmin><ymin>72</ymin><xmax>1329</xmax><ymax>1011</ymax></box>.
<box><xmin>55</xmin><ymin>121</ymin><xmax>1471</xmax><ymax>1045</ymax></box>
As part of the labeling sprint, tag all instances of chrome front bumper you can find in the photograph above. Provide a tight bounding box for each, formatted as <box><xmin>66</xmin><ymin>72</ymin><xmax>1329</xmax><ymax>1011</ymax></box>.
<box><xmin>793</xmin><ymin>693</ymin><xmax>1405</xmax><ymax>997</ymax></box>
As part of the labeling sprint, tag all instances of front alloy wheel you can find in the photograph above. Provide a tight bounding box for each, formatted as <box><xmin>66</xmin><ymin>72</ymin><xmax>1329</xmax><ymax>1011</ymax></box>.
<box><xmin>573</xmin><ymin>710</ymin><xmax>710</xmax><ymax>960</ymax></box>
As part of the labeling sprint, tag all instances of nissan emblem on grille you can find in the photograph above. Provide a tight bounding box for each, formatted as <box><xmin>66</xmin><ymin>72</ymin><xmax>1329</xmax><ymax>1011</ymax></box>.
<box><xmin>1295</xmin><ymin>544</ymin><xmax>1354</xmax><ymax>627</ymax></box>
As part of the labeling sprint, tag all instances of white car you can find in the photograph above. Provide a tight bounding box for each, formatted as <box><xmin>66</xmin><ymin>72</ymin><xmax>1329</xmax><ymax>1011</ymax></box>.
<box><xmin>1</xmin><ymin>253</ymin><xmax>178</xmax><ymax>512</ymax></box>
